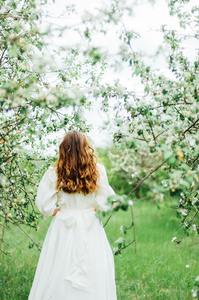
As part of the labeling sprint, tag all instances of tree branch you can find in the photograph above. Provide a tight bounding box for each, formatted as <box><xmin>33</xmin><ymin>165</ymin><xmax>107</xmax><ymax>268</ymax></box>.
<box><xmin>177</xmin><ymin>241</ymin><xmax>199</xmax><ymax>248</ymax></box>
<box><xmin>130</xmin><ymin>205</ymin><xmax>137</xmax><ymax>252</ymax></box>
<box><xmin>128</xmin><ymin>160</ymin><xmax>166</xmax><ymax>196</ymax></box>
<box><xmin>0</xmin><ymin>47</ymin><xmax>7</xmax><ymax>65</ymax></box>
<box><xmin>103</xmin><ymin>215</ymin><xmax>112</xmax><ymax>228</ymax></box>
<box><xmin>114</xmin><ymin>239</ymin><xmax>135</xmax><ymax>255</ymax></box>
<box><xmin>15</xmin><ymin>223</ymin><xmax>41</xmax><ymax>251</ymax></box>
<box><xmin>183</xmin><ymin>118</ymin><xmax>199</xmax><ymax>136</ymax></box>
<box><xmin>148</xmin><ymin>118</ymin><xmax>156</xmax><ymax>143</ymax></box>
<box><xmin>176</xmin><ymin>231</ymin><xmax>185</xmax><ymax>244</ymax></box>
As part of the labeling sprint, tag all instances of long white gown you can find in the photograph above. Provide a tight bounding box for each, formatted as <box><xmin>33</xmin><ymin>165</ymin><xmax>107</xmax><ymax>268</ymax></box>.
<box><xmin>28</xmin><ymin>163</ymin><xmax>117</xmax><ymax>300</ymax></box>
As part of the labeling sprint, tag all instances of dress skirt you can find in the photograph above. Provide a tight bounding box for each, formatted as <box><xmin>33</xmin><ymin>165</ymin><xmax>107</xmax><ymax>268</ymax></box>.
<box><xmin>28</xmin><ymin>208</ymin><xmax>117</xmax><ymax>300</ymax></box>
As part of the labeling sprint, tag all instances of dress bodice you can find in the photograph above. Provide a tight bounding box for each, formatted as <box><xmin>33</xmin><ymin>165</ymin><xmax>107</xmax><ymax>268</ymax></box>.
<box><xmin>35</xmin><ymin>163</ymin><xmax>115</xmax><ymax>217</ymax></box>
<box><xmin>57</xmin><ymin>191</ymin><xmax>97</xmax><ymax>211</ymax></box>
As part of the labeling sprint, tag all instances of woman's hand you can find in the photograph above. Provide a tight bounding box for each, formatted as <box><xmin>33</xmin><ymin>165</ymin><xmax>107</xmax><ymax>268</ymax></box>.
<box><xmin>52</xmin><ymin>207</ymin><xmax>61</xmax><ymax>216</ymax></box>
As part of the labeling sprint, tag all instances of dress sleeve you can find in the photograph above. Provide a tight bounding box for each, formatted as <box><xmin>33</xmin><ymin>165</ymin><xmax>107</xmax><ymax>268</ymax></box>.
<box><xmin>95</xmin><ymin>163</ymin><xmax>115</xmax><ymax>212</ymax></box>
<box><xmin>35</xmin><ymin>166</ymin><xmax>58</xmax><ymax>217</ymax></box>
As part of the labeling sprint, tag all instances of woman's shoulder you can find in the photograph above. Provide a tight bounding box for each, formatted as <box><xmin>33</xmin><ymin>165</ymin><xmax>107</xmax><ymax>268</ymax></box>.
<box><xmin>96</xmin><ymin>162</ymin><xmax>105</xmax><ymax>170</ymax></box>
<box><xmin>96</xmin><ymin>163</ymin><xmax>108</xmax><ymax>179</ymax></box>
<box><xmin>96</xmin><ymin>163</ymin><xmax>106</xmax><ymax>174</ymax></box>
<box><xmin>43</xmin><ymin>166</ymin><xmax>57</xmax><ymax>182</ymax></box>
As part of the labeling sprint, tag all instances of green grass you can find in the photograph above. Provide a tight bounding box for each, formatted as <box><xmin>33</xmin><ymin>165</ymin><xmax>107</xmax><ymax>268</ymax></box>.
<box><xmin>0</xmin><ymin>201</ymin><xmax>198</xmax><ymax>299</ymax></box>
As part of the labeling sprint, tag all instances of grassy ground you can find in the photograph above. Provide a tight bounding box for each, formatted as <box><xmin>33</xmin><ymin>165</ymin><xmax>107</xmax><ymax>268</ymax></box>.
<box><xmin>0</xmin><ymin>200</ymin><xmax>198</xmax><ymax>299</ymax></box>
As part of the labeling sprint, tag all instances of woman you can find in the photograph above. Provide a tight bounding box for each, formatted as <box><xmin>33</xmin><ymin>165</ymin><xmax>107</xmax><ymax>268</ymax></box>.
<box><xmin>28</xmin><ymin>130</ymin><xmax>117</xmax><ymax>300</ymax></box>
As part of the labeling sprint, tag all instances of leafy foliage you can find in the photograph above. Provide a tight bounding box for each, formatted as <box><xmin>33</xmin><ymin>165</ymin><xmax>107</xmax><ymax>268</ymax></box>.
<box><xmin>0</xmin><ymin>0</ymin><xmax>199</xmax><ymax>256</ymax></box>
<box><xmin>98</xmin><ymin>0</ymin><xmax>199</xmax><ymax>244</ymax></box>
<box><xmin>0</xmin><ymin>0</ymin><xmax>93</xmax><ymax>254</ymax></box>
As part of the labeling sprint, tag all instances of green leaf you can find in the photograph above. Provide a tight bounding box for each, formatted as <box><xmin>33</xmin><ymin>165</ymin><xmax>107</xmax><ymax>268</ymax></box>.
<box><xmin>30</xmin><ymin>14</ymin><xmax>39</xmax><ymax>20</ymax></box>
<box><xmin>135</xmin><ymin>67</ymin><xmax>141</xmax><ymax>75</ymax></box>
<box><xmin>164</xmin><ymin>150</ymin><xmax>173</xmax><ymax>160</ymax></box>
<box><xmin>168</xmin><ymin>155</ymin><xmax>176</xmax><ymax>165</ymax></box>
<box><xmin>146</xmin><ymin>66</ymin><xmax>150</xmax><ymax>73</ymax></box>
<box><xmin>137</xmin><ymin>129</ymin><xmax>143</xmax><ymax>136</ymax></box>
<box><xmin>37</xmin><ymin>42</ymin><xmax>43</xmax><ymax>51</ymax></box>
<box><xmin>181</xmin><ymin>163</ymin><xmax>189</xmax><ymax>171</ymax></box>
<box><xmin>84</xmin><ymin>29</ymin><xmax>90</xmax><ymax>39</ymax></box>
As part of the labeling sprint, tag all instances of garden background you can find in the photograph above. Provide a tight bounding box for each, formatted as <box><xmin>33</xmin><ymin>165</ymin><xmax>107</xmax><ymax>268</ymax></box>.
<box><xmin>0</xmin><ymin>0</ymin><xmax>199</xmax><ymax>298</ymax></box>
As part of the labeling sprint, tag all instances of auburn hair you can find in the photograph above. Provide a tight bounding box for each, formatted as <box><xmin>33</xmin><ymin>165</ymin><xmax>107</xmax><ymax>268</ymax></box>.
<box><xmin>55</xmin><ymin>131</ymin><xmax>99</xmax><ymax>195</ymax></box>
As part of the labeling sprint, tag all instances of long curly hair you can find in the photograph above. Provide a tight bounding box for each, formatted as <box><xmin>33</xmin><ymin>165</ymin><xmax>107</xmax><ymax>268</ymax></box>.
<box><xmin>55</xmin><ymin>131</ymin><xmax>99</xmax><ymax>195</ymax></box>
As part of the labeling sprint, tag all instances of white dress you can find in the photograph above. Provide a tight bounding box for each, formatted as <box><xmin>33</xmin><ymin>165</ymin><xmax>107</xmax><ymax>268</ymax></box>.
<box><xmin>28</xmin><ymin>163</ymin><xmax>117</xmax><ymax>300</ymax></box>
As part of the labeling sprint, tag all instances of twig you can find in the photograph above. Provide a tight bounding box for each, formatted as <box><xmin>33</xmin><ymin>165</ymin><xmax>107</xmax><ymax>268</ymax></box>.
<box><xmin>155</xmin><ymin>128</ymin><xmax>169</xmax><ymax>140</ymax></box>
<box><xmin>130</xmin><ymin>206</ymin><xmax>137</xmax><ymax>252</ymax></box>
<box><xmin>0</xmin><ymin>14</ymin><xmax>29</xmax><ymax>20</ymax></box>
<box><xmin>15</xmin><ymin>223</ymin><xmax>41</xmax><ymax>251</ymax></box>
<box><xmin>0</xmin><ymin>249</ymin><xmax>10</xmax><ymax>255</ymax></box>
<box><xmin>128</xmin><ymin>160</ymin><xmax>166</xmax><ymax>196</ymax></box>
<box><xmin>0</xmin><ymin>47</ymin><xmax>7</xmax><ymax>65</ymax></box>
<box><xmin>103</xmin><ymin>215</ymin><xmax>112</xmax><ymax>228</ymax></box>
<box><xmin>183</xmin><ymin>118</ymin><xmax>199</xmax><ymax>136</ymax></box>
<box><xmin>177</xmin><ymin>241</ymin><xmax>199</xmax><ymax>248</ymax></box>
<box><xmin>0</xmin><ymin>219</ymin><xmax>6</xmax><ymax>253</ymax></box>
<box><xmin>2</xmin><ymin>116</ymin><xmax>27</xmax><ymax>138</ymax></box>
<box><xmin>176</xmin><ymin>231</ymin><xmax>185</xmax><ymax>244</ymax></box>
<box><xmin>148</xmin><ymin>118</ymin><xmax>156</xmax><ymax>144</ymax></box>
<box><xmin>141</xmin><ymin>132</ymin><xmax>149</xmax><ymax>143</ymax></box>
<box><xmin>190</xmin><ymin>210</ymin><xmax>199</xmax><ymax>223</ymax></box>
<box><xmin>16</xmin><ymin>161</ymin><xmax>36</xmax><ymax>213</ymax></box>
<box><xmin>190</xmin><ymin>155</ymin><xmax>199</xmax><ymax>167</ymax></box>
<box><xmin>114</xmin><ymin>240</ymin><xmax>135</xmax><ymax>255</ymax></box>
<box><xmin>181</xmin><ymin>208</ymin><xmax>191</xmax><ymax>223</ymax></box>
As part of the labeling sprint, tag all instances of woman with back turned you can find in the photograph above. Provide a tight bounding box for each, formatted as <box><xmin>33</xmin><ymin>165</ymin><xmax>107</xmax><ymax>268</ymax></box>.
<box><xmin>28</xmin><ymin>130</ymin><xmax>117</xmax><ymax>300</ymax></box>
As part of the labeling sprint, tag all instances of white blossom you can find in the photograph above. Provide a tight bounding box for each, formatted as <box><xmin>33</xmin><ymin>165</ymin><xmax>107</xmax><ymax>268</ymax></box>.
<box><xmin>112</xmin><ymin>203</ymin><xmax>118</xmax><ymax>209</ymax></box>
<box><xmin>190</xmin><ymin>139</ymin><xmax>195</xmax><ymax>147</ymax></box>
<box><xmin>172</xmin><ymin>237</ymin><xmax>177</xmax><ymax>243</ymax></box>
<box><xmin>191</xmin><ymin>289</ymin><xmax>197</xmax><ymax>298</ymax></box>
<box><xmin>128</xmin><ymin>200</ymin><xmax>133</xmax><ymax>206</ymax></box>
<box><xmin>192</xmin><ymin>224</ymin><xmax>197</xmax><ymax>231</ymax></box>
<box><xmin>191</xmin><ymin>198</ymin><xmax>197</xmax><ymax>205</ymax></box>
<box><xmin>180</xmin><ymin>209</ymin><xmax>187</xmax><ymax>216</ymax></box>
<box><xmin>113</xmin><ymin>248</ymin><xmax>119</xmax><ymax>254</ymax></box>
<box><xmin>131</xmin><ymin>172</ymin><xmax>137</xmax><ymax>178</ymax></box>
<box><xmin>115</xmin><ymin>237</ymin><xmax>124</xmax><ymax>244</ymax></box>
<box><xmin>186</xmin><ymin>265</ymin><xmax>189</xmax><ymax>268</ymax></box>
<box><xmin>120</xmin><ymin>226</ymin><xmax>124</xmax><ymax>233</ymax></box>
